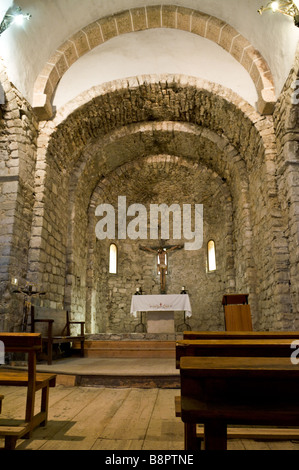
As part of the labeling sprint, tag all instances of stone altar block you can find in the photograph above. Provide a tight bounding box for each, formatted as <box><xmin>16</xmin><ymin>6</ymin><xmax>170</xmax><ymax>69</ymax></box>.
<box><xmin>147</xmin><ymin>311</ymin><xmax>175</xmax><ymax>333</ymax></box>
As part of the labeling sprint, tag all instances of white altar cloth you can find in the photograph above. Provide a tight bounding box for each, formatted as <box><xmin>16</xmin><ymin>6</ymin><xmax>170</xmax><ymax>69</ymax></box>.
<box><xmin>130</xmin><ymin>294</ymin><xmax>192</xmax><ymax>318</ymax></box>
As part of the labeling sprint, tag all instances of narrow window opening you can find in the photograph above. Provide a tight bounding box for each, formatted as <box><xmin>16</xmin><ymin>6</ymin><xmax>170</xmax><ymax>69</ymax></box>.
<box><xmin>109</xmin><ymin>243</ymin><xmax>117</xmax><ymax>274</ymax></box>
<box><xmin>208</xmin><ymin>240</ymin><xmax>216</xmax><ymax>272</ymax></box>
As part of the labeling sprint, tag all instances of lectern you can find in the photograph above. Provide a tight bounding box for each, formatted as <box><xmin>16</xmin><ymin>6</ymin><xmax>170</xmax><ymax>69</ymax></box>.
<box><xmin>222</xmin><ymin>294</ymin><xmax>252</xmax><ymax>331</ymax></box>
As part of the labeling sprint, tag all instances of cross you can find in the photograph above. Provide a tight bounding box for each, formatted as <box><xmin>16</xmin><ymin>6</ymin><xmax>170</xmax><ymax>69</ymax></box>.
<box><xmin>139</xmin><ymin>240</ymin><xmax>184</xmax><ymax>294</ymax></box>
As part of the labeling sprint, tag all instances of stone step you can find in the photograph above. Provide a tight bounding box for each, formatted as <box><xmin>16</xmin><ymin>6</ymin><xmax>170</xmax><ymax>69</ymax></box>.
<box><xmin>77</xmin><ymin>340</ymin><xmax>176</xmax><ymax>358</ymax></box>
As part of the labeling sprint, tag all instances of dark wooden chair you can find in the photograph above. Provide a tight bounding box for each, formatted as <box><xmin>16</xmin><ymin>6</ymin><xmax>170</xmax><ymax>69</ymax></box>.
<box><xmin>30</xmin><ymin>305</ymin><xmax>85</xmax><ymax>364</ymax></box>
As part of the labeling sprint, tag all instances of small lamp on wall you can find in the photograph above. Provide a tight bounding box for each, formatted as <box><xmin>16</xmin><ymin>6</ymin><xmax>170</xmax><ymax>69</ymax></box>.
<box><xmin>258</xmin><ymin>1</ymin><xmax>299</xmax><ymax>27</ymax></box>
<box><xmin>11</xmin><ymin>277</ymin><xmax>18</xmax><ymax>287</ymax></box>
<box><xmin>0</xmin><ymin>6</ymin><xmax>31</xmax><ymax>35</ymax></box>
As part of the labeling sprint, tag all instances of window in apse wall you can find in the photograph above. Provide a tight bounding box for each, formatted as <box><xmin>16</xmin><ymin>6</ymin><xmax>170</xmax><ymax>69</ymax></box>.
<box><xmin>109</xmin><ymin>243</ymin><xmax>118</xmax><ymax>274</ymax></box>
<box><xmin>207</xmin><ymin>240</ymin><xmax>216</xmax><ymax>272</ymax></box>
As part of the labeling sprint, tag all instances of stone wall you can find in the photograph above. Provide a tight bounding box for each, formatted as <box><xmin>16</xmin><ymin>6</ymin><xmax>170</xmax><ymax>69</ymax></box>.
<box><xmin>1</xmin><ymin>69</ymin><xmax>298</xmax><ymax>333</ymax></box>
<box><xmin>0</xmin><ymin>64</ymin><xmax>38</xmax><ymax>330</ymax></box>
<box><xmin>273</xmin><ymin>44</ymin><xmax>299</xmax><ymax>329</ymax></box>
<box><xmin>87</xmin><ymin>155</ymin><xmax>234</xmax><ymax>333</ymax></box>
<box><xmin>25</xmin><ymin>75</ymin><xmax>289</xmax><ymax>333</ymax></box>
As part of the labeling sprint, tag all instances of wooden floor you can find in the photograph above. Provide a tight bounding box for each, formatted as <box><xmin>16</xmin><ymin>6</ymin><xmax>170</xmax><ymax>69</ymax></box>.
<box><xmin>1</xmin><ymin>385</ymin><xmax>299</xmax><ymax>450</ymax></box>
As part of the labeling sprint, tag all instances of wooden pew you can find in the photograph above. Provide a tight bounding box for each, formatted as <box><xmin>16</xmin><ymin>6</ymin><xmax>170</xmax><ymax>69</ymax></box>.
<box><xmin>175</xmin><ymin>335</ymin><xmax>299</xmax><ymax>446</ymax></box>
<box><xmin>30</xmin><ymin>306</ymin><xmax>85</xmax><ymax>364</ymax></box>
<box><xmin>180</xmin><ymin>356</ymin><xmax>299</xmax><ymax>450</ymax></box>
<box><xmin>176</xmin><ymin>338</ymin><xmax>298</xmax><ymax>368</ymax></box>
<box><xmin>0</xmin><ymin>333</ymin><xmax>56</xmax><ymax>450</ymax></box>
<box><xmin>0</xmin><ymin>395</ymin><xmax>3</xmax><ymax>414</ymax></box>
<box><xmin>183</xmin><ymin>331</ymin><xmax>299</xmax><ymax>340</ymax></box>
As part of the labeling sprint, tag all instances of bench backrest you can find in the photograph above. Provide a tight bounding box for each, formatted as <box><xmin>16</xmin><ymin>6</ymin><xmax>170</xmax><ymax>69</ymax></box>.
<box><xmin>32</xmin><ymin>307</ymin><xmax>68</xmax><ymax>337</ymax></box>
<box><xmin>0</xmin><ymin>333</ymin><xmax>42</xmax><ymax>352</ymax></box>
<box><xmin>224</xmin><ymin>305</ymin><xmax>253</xmax><ymax>331</ymax></box>
<box><xmin>183</xmin><ymin>331</ymin><xmax>299</xmax><ymax>340</ymax></box>
<box><xmin>176</xmin><ymin>338</ymin><xmax>297</xmax><ymax>368</ymax></box>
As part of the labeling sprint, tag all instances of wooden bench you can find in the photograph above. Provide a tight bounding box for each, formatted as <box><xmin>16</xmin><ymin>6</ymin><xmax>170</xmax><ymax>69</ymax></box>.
<box><xmin>30</xmin><ymin>306</ymin><xmax>85</xmax><ymax>365</ymax></box>
<box><xmin>180</xmin><ymin>356</ymin><xmax>299</xmax><ymax>450</ymax></box>
<box><xmin>183</xmin><ymin>330</ymin><xmax>299</xmax><ymax>340</ymax></box>
<box><xmin>175</xmin><ymin>396</ymin><xmax>299</xmax><ymax>444</ymax></box>
<box><xmin>175</xmin><ymin>335</ymin><xmax>299</xmax><ymax>447</ymax></box>
<box><xmin>176</xmin><ymin>338</ymin><xmax>298</xmax><ymax>368</ymax></box>
<box><xmin>0</xmin><ymin>333</ymin><xmax>56</xmax><ymax>450</ymax></box>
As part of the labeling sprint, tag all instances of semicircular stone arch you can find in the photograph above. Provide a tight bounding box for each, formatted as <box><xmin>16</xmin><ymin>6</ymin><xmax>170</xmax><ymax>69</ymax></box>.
<box><xmin>32</xmin><ymin>5</ymin><xmax>276</xmax><ymax>120</ymax></box>
<box><xmin>29</xmin><ymin>77</ymin><xmax>290</xmax><ymax>331</ymax></box>
<box><xmin>37</xmin><ymin>74</ymin><xmax>274</xmax><ymax>175</ymax></box>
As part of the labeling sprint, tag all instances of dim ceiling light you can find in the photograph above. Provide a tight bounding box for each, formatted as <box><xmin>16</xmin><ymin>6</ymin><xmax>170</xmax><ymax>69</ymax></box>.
<box><xmin>0</xmin><ymin>6</ymin><xmax>31</xmax><ymax>35</ymax></box>
<box><xmin>258</xmin><ymin>0</ymin><xmax>299</xmax><ymax>26</ymax></box>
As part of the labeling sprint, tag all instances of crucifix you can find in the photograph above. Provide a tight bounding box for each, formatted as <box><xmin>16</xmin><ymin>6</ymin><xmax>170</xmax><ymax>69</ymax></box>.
<box><xmin>139</xmin><ymin>240</ymin><xmax>184</xmax><ymax>294</ymax></box>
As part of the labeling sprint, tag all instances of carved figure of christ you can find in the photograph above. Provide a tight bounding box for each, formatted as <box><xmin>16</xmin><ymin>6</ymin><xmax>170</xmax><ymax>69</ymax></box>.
<box><xmin>139</xmin><ymin>242</ymin><xmax>184</xmax><ymax>294</ymax></box>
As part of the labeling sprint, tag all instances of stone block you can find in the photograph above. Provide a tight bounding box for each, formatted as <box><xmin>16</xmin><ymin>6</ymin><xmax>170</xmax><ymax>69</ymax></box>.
<box><xmin>146</xmin><ymin>5</ymin><xmax>162</xmax><ymax>29</ymax></box>
<box><xmin>57</xmin><ymin>41</ymin><xmax>78</xmax><ymax>68</ymax></box>
<box><xmin>205</xmin><ymin>16</ymin><xmax>226</xmax><ymax>43</ymax></box>
<box><xmin>176</xmin><ymin>6</ymin><xmax>192</xmax><ymax>31</ymax></box>
<box><xmin>98</xmin><ymin>16</ymin><xmax>118</xmax><ymax>41</ymax></box>
<box><xmin>191</xmin><ymin>11</ymin><xmax>210</xmax><ymax>36</ymax></box>
<box><xmin>115</xmin><ymin>10</ymin><xmax>133</xmax><ymax>35</ymax></box>
<box><xmin>84</xmin><ymin>21</ymin><xmax>104</xmax><ymax>49</ymax></box>
<box><xmin>131</xmin><ymin>7</ymin><xmax>147</xmax><ymax>31</ymax></box>
<box><xmin>161</xmin><ymin>5</ymin><xmax>177</xmax><ymax>28</ymax></box>
<box><xmin>72</xmin><ymin>30</ymin><xmax>91</xmax><ymax>57</ymax></box>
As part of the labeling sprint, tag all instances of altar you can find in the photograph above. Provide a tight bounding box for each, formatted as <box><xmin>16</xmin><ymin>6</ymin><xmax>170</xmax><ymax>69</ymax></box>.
<box><xmin>130</xmin><ymin>294</ymin><xmax>192</xmax><ymax>333</ymax></box>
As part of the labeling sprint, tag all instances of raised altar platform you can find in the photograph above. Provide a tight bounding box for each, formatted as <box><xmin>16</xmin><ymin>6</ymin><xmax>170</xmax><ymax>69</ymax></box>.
<box><xmin>81</xmin><ymin>333</ymin><xmax>183</xmax><ymax>360</ymax></box>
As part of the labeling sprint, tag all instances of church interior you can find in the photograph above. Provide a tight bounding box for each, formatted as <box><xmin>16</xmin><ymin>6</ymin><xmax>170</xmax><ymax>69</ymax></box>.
<box><xmin>0</xmin><ymin>0</ymin><xmax>299</xmax><ymax>452</ymax></box>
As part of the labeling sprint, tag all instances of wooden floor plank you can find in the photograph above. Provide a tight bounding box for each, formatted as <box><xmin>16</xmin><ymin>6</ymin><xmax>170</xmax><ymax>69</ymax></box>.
<box><xmin>92</xmin><ymin>439</ymin><xmax>144</xmax><ymax>450</ymax></box>
<box><xmin>143</xmin><ymin>389</ymin><xmax>184</xmax><ymax>450</ymax></box>
<box><xmin>17</xmin><ymin>386</ymin><xmax>98</xmax><ymax>450</ymax></box>
<box><xmin>227</xmin><ymin>440</ymin><xmax>246</xmax><ymax>450</ymax></box>
<box><xmin>242</xmin><ymin>439</ymin><xmax>271</xmax><ymax>450</ymax></box>
<box><xmin>38</xmin><ymin>388</ymin><xmax>131</xmax><ymax>450</ymax></box>
<box><xmin>101</xmin><ymin>389</ymin><xmax>158</xmax><ymax>441</ymax></box>
<box><xmin>2</xmin><ymin>385</ymin><xmax>299</xmax><ymax>451</ymax></box>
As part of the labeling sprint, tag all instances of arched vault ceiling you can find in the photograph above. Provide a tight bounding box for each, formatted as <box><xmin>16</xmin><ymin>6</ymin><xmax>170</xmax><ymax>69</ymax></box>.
<box><xmin>71</xmin><ymin>122</ymin><xmax>249</xmax><ymax>216</ymax></box>
<box><xmin>41</xmin><ymin>76</ymin><xmax>274</xmax><ymax>177</ymax></box>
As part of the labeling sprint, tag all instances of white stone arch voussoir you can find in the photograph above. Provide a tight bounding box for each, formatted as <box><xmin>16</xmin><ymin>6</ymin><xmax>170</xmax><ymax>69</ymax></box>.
<box><xmin>32</xmin><ymin>5</ymin><xmax>276</xmax><ymax>121</ymax></box>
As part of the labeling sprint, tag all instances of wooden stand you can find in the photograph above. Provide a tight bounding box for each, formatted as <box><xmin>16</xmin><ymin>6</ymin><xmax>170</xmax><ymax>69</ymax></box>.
<box><xmin>222</xmin><ymin>295</ymin><xmax>252</xmax><ymax>331</ymax></box>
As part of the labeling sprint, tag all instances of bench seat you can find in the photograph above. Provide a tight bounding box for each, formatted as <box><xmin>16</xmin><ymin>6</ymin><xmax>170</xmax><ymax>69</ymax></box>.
<box><xmin>0</xmin><ymin>421</ymin><xmax>30</xmax><ymax>450</ymax></box>
<box><xmin>0</xmin><ymin>369</ymin><xmax>56</xmax><ymax>388</ymax></box>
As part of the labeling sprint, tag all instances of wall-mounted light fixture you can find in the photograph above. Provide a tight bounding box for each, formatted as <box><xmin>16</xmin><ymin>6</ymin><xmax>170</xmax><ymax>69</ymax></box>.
<box><xmin>258</xmin><ymin>0</ymin><xmax>299</xmax><ymax>26</ymax></box>
<box><xmin>0</xmin><ymin>6</ymin><xmax>31</xmax><ymax>35</ymax></box>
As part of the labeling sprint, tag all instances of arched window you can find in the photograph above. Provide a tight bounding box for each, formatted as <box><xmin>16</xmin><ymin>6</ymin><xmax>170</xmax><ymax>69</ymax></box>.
<box><xmin>109</xmin><ymin>243</ymin><xmax>117</xmax><ymax>274</ymax></box>
<box><xmin>207</xmin><ymin>240</ymin><xmax>216</xmax><ymax>272</ymax></box>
